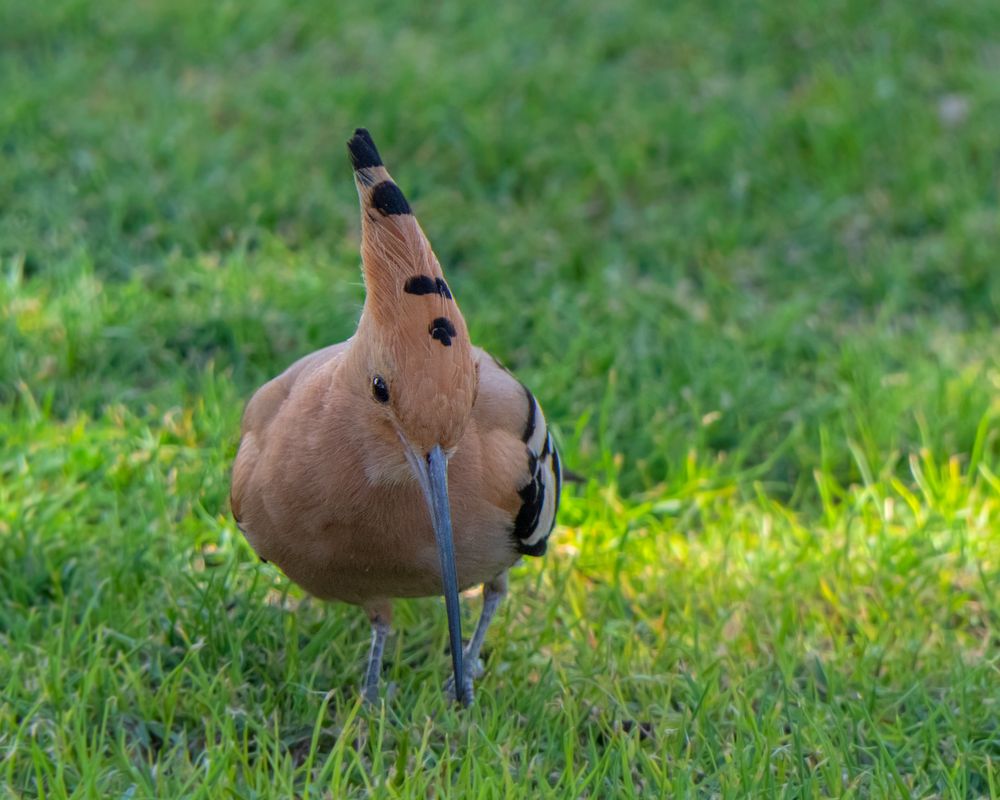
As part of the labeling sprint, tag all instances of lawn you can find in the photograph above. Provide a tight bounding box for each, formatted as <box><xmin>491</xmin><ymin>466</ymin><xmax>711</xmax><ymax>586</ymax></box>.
<box><xmin>2</xmin><ymin>0</ymin><xmax>999</xmax><ymax>796</ymax></box>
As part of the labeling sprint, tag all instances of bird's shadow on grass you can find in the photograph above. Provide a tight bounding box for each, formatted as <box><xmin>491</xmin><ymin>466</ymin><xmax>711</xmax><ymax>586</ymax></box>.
<box><xmin>181</xmin><ymin>560</ymin><xmax>452</xmax><ymax>697</ymax></box>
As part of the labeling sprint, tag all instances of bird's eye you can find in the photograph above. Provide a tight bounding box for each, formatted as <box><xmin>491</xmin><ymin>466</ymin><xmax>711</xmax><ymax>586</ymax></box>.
<box><xmin>372</xmin><ymin>375</ymin><xmax>389</xmax><ymax>403</ymax></box>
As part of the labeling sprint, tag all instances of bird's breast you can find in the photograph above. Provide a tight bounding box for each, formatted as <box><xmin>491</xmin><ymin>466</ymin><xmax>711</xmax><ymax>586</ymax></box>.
<box><xmin>244</xmin><ymin>435</ymin><xmax>518</xmax><ymax>605</ymax></box>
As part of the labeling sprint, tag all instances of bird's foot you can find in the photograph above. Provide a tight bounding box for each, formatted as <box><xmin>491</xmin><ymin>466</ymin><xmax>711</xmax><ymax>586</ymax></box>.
<box><xmin>363</xmin><ymin>680</ymin><xmax>398</xmax><ymax>708</ymax></box>
<box><xmin>443</xmin><ymin>658</ymin><xmax>484</xmax><ymax>705</ymax></box>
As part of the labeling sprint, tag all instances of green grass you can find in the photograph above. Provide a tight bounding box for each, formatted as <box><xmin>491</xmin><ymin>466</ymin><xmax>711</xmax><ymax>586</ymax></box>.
<box><xmin>2</xmin><ymin>0</ymin><xmax>999</xmax><ymax>796</ymax></box>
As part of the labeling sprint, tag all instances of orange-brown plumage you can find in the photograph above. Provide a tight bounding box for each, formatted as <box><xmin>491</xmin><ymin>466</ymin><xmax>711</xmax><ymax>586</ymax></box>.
<box><xmin>231</xmin><ymin>129</ymin><xmax>560</xmax><ymax>704</ymax></box>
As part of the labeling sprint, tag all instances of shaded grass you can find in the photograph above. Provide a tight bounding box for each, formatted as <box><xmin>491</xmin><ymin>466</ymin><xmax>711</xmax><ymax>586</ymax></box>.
<box><xmin>2</xmin><ymin>0</ymin><xmax>999</xmax><ymax>796</ymax></box>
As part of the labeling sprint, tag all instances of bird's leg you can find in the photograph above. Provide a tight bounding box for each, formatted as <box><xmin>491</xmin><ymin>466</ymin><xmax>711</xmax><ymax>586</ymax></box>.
<box><xmin>464</xmin><ymin>573</ymin><xmax>508</xmax><ymax>670</ymax></box>
<box><xmin>362</xmin><ymin>604</ymin><xmax>392</xmax><ymax>705</ymax></box>
<box><xmin>445</xmin><ymin>572</ymin><xmax>508</xmax><ymax>702</ymax></box>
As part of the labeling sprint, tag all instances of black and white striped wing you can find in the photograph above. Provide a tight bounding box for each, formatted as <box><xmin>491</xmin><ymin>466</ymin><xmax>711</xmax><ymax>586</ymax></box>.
<box><xmin>511</xmin><ymin>386</ymin><xmax>562</xmax><ymax>557</ymax></box>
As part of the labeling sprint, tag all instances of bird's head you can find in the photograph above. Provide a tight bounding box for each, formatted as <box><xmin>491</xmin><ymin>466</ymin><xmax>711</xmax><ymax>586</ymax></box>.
<box><xmin>347</xmin><ymin>128</ymin><xmax>478</xmax><ymax>460</ymax></box>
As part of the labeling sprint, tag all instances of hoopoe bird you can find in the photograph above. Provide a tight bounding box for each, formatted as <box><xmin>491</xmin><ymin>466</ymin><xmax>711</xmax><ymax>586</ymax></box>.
<box><xmin>230</xmin><ymin>129</ymin><xmax>561</xmax><ymax>705</ymax></box>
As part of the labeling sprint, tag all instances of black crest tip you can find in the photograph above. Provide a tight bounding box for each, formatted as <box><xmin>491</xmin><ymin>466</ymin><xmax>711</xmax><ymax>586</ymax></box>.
<box><xmin>347</xmin><ymin>128</ymin><xmax>382</xmax><ymax>170</ymax></box>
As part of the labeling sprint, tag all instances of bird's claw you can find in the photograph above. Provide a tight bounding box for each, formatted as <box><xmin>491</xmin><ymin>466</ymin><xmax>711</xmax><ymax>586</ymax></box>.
<box><xmin>443</xmin><ymin>658</ymin><xmax>484</xmax><ymax>705</ymax></box>
<box><xmin>362</xmin><ymin>680</ymin><xmax>397</xmax><ymax>707</ymax></box>
<box><xmin>444</xmin><ymin>676</ymin><xmax>475</xmax><ymax>706</ymax></box>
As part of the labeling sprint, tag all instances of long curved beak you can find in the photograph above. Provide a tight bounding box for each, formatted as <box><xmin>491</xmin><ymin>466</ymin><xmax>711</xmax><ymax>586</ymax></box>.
<box><xmin>407</xmin><ymin>444</ymin><xmax>468</xmax><ymax>705</ymax></box>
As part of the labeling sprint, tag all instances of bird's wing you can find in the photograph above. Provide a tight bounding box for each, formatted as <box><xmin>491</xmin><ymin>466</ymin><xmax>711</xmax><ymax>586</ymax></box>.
<box><xmin>230</xmin><ymin>342</ymin><xmax>350</xmax><ymax>527</ymax></box>
<box><xmin>472</xmin><ymin>348</ymin><xmax>562</xmax><ymax>557</ymax></box>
